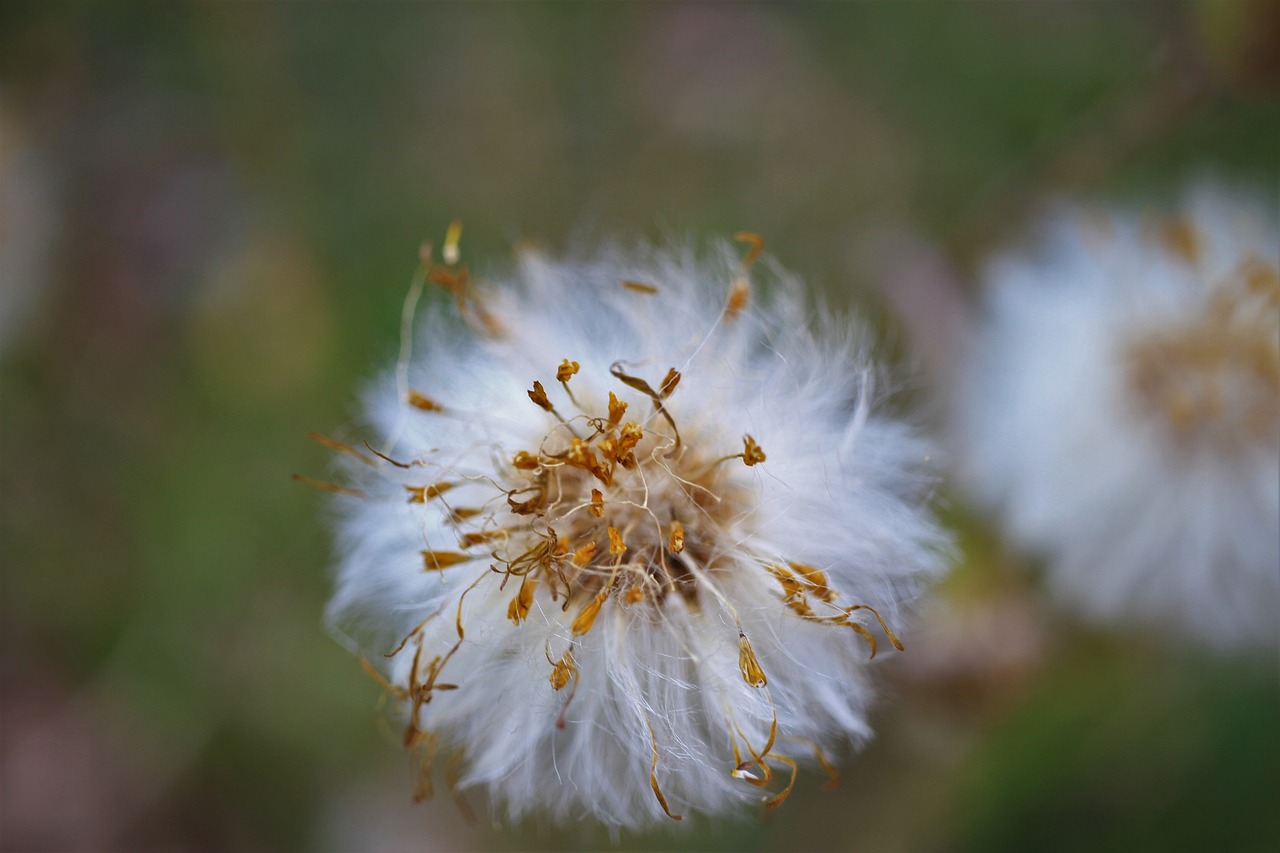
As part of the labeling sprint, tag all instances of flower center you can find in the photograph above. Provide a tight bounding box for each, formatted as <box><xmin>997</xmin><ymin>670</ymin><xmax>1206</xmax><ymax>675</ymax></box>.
<box><xmin>1124</xmin><ymin>255</ymin><xmax>1280</xmax><ymax>454</ymax></box>
<box><xmin>426</xmin><ymin>360</ymin><xmax>766</xmax><ymax>629</ymax></box>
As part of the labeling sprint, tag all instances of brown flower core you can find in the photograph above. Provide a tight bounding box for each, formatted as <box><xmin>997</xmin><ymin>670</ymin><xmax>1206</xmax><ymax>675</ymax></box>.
<box><xmin>1125</xmin><ymin>253</ymin><xmax>1280</xmax><ymax>454</ymax></box>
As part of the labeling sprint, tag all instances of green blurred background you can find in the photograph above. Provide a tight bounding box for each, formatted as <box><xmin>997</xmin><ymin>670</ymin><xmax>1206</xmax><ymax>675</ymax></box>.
<box><xmin>2</xmin><ymin>2</ymin><xmax>1277</xmax><ymax>851</ymax></box>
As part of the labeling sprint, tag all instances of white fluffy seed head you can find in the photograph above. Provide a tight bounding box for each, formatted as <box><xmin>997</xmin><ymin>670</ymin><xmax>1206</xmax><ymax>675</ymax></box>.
<box><xmin>320</xmin><ymin>237</ymin><xmax>950</xmax><ymax>828</ymax></box>
<box><xmin>961</xmin><ymin>184</ymin><xmax>1280</xmax><ymax>650</ymax></box>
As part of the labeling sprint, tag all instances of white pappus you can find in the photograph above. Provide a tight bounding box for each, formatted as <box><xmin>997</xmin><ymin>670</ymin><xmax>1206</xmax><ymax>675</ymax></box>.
<box><xmin>961</xmin><ymin>184</ymin><xmax>1280</xmax><ymax>650</ymax></box>
<box><xmin>313</xmin><ymin>231</ymin><xmax>950</xmax><ymax>829</ymax></box>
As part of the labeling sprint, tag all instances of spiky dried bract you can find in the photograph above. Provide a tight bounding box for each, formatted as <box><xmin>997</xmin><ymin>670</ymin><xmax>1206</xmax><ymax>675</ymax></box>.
<box><xmin>323</xmin><ymin>238</ymin><xmax>948</xmax><ymax>828</ymax></box>
<box><xmin>962</xmin><ymin>184</ymin><xmax>1280</xmax><ymax>649</ymax></box>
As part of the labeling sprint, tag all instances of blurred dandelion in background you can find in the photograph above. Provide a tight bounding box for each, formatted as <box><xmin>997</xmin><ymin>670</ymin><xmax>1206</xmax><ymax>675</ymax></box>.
<box><xmin>961</xmin><ymin>184</ymin><xmax>1280</xmax><ymax>649</ymax></box>
<box><xmin>310</xmin><ymin>231</ymin><xmax>950</xmax><ymax>828</ymax></box>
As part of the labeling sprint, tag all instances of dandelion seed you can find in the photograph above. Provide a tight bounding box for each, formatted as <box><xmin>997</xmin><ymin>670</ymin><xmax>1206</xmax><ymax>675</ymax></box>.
<box><xmin>316</xmin><ymin>234</ymin><xmax>949</xmax><ymax>827</ymax></box>
<box><xmin>961</xmin><ymin>183</ymin><xmax>1280</xmax><ymax>648</ymax></box>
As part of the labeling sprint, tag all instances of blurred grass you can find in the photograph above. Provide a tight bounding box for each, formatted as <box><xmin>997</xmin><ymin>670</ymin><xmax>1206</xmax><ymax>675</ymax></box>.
<box><xmin>1</xmin><ymin>2</ymin><xmax>1277</xmax><ymax>851</ymax></box>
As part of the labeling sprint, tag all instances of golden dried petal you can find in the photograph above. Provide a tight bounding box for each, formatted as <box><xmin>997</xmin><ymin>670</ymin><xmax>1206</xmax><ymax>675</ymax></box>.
<box><xmin>572</xmin><ymin>541</ymin><xmax>598</xmax><ymax>566</ymax></box>
<box><xmin>737</xmin><ymin>632</ymin><xmax>767</xmax><ymax>687</ymax></box>
<box><xmin>607</xmin><ymin>526</ymin><xmax>627</xmax><ymax>556</ymax></box>
<box><xmin>590</xmin><ymin>489</ymin><xmax>605</xmax><ymax>517</ymax></box>
<box><xmin>507</xmin><ymin>574</ymin><xmax>538</xmax><ymax>624</ymax></box>
<box><xmin>511</xmin><ymin>450</ymin><xmax>541</xmax><ymax>470</ymax></box>
<box><xmin>548</xmin><ymin>647</ymin><xmax>577</xmax><ymax>690</ymax></box>
<box><xmin>421</xmin><ymin>550</ymin><xmax>476</xmax><ymax>571</ymax></box>
<box><xmin>790</xmin><ymin>561</ymin><xmax>835</xmax><ymax>602</ymax></box>
<box><xmin>668</xmin><ymin>521</ymin><xmax>684</xmax><ymax>554</ymax></box>
<box><xmin>406</xmin><ymin>482</ymin><xmax>456</xmax><ymax>503</ymax></box>
<box><xmin>556</xmin><ymin>359</ymin><xmax>580</xmax><ymax>382</ymax></box>
<box><xmin>406</xmin><ymin>390</ymin><xmax>445</xmax><ymax>412</ymax></box>
<box><xmin>659</xmin><ymin>368</ymin><xmax>681</xmax><ymax>398</ymax></box>
<box><xmin>571</xmin><ymin>590</ymin><xmax>608</xmax><ymax>636</ymax></box>
<box><xmin>527</xmin><ymin>380</ymin><xmax>553</xmax><ymax>411</ymax></box>
<box><xmin>741</xmin><ymin>434</ymin><xmax>767</xmax><ymax>466</ymax></box>
<box><xmin>607</xmin><ymin>392</ymin><xmax>628</xmax><ymax>426</ymax></box>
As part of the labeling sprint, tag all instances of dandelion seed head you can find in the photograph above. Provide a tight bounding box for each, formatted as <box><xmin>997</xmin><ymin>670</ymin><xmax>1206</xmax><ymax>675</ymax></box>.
<box><xmin>962</xmin><ymin>183</ymin><xmax>1280</xmax><ymax>649</ymax></box>
<box><xmin>319</xmin><ymin>235</ymin><xmax>949</xmax><ymax>827</ymax></box>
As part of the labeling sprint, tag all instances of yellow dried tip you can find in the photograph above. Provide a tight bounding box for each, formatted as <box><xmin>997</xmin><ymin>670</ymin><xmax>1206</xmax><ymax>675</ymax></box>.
<box><xmin>790</xmin><ymin>561</ymin><xmax>835</xmax><ymax>602</ymax></box>
<box><xmin>291</xmin><ymin>474</ymin><xmax>366</xmax><ymax>498</ymax></box>
<box><xmin>624</xmin><ymin>587</ymin><xmax>646</xmax><ymax>605</ymax></box>
<box><xmin>621</xmin><ymin>280</ymin><xmax>659</xmax><ymax>294</ymax></box>
<box><xmin>307</xmin><ymin>432</ymin><xmax>376</xmax><ymax>467</ymax></box>
<box><xmin>608</xmin><ymin>526</ymin><xmax>627</xmax><ymax>556</ymax></box>
<box><xmin>590</xmin><ymin>488</ymin><xmax>605</xmax><ymax>517</ymax></box>
<box><xmin>668</xmin><ymin>521</ymin><xmax>685</xmax><ymax>554</ymax></box>
<box><xmin>742</xmin><ymin>434</ymin><xmax>767</xmax><ymax>466</ymax></box>
<box><xmin>443</xmin><ymin>220</ymin><xmax>463</xmax><ymax>266</ymax></box>
<box><xmin>659</xmin><ymin>368</ymin><xmax>682</xmax><ymax>398</ymax></box>
<box><xmin>734</xmin><ymin>231</ymin><xmax>764</xmax><ymax>268</ymax></box>
<box><xmin>507</xmin><ymin>575</ymin><xmax>537</xmax><ymax>624</ymax></box>
<box><xmin>557</xmin><ymin>359</ymin><xmax>580</xmax><ymax>382</ymax></box>
<box><xmin>459</xmin><ymin>529</ymin><xmax>507</xmax><ymax>548</ymax></box>
<box><xmin>420</xmin><ymin>550</ymin><xmax>476</xmax><ymax>571</ymax></box>
<box><xmin>405</xmin><ymin>482</ymin><xmax>455</xmax><ymax>503</ymax></box>
<box><xmin>571</xmin><ymin>590</ymin><xmax>608</xmax><ymax>636</ymax></box>
<box><xmin>647</xmin><ymin>720</ymin><xmax>683</xmax><ymax>821</ymax></box>
<box><xmin>573</xmin><ymin>541</ymin><xmax>598</xmax><ymax>566</ymax></box>
<box><xmin>565</xmin><ymin>439</ymin><xmax>600</xmax><ymax>471</ymax></box>
<box><xmin>738</xmin><ymin>632</ymin><xmax>767</xmax><ymax>687</ymax></box>
<box><xmin>725</xmin><ymin>276</ymin><xmax>750</xmax><ymax>319</ymax></box>
<box><xmin>527</xmin><ymin>380</ymin><xmax>554</xmax><ymax>412</ymax></box>
<box><xmin>548</xmin><ymin>647</ymin><xmax>576</xmax><ymax>690</ymax></box>
<box><xmin>511</xmin><ymin>450</ymin><xmax>540</xmax><ymax>470</ymax></box>
<box><xmin>607</xmin><ymin>392</ymin><xmax>628</xmax><ymax>425</ymax></box>
<box><xmin>406</xmin><ymin>390</ymin><xmax>445</xmax><ymax>413</ymax></box>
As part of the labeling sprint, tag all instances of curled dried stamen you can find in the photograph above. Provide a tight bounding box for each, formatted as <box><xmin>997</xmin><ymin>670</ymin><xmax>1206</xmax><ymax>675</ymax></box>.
<box><xmin>734</xmin><ymin>231</ymin><xmax>764</xmax><ymax>269</ymax></box>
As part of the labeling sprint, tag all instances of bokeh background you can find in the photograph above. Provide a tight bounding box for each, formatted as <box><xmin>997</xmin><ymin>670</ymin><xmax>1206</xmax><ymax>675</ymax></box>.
<box><xmin>2</xmin><ymin>2</ymin><xmax>1277</xmax><ymax>851</ymax></box>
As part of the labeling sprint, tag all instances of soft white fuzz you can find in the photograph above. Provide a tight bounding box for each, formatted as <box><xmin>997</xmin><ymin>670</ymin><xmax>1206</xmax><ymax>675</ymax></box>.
<box><xmin>963</xmin><ymin>185</ymin><xmax>1280</xmax><ymax>649</ymax></box>
<box><xmin>321</xmin><ymin>237</ymin><xmax>948</xmax><ymax>828</ymax></box>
